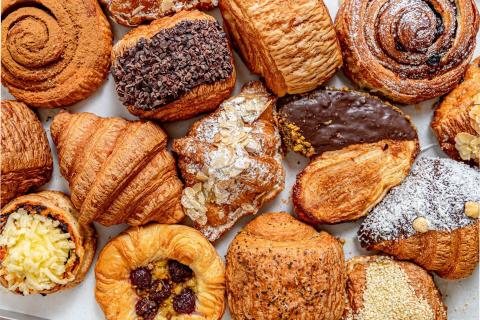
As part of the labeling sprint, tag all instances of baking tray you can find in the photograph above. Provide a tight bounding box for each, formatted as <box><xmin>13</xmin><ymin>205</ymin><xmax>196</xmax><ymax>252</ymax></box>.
<box><xmin>1</xmin><ymin>2</ymin><xmax>479</xmax><ymax>319</ymax></box>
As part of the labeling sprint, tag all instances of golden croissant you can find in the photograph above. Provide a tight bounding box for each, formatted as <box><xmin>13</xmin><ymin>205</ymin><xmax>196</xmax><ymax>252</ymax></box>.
<box><xmin>50</xmin><ymin>111</ymin><xmax>184</xmax><ymax>226</ymax></box>
<box><xmin>358</xmin><ymin>157</ymin><xmax>480</xmax><ymax>279</ymax></box>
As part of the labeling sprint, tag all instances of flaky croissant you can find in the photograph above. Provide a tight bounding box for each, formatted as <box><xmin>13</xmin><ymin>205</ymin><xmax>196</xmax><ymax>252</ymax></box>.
<box><xmin>1</xmin><ymin>100</ymin><xmax>53</xmax><ymax>206</ymax></box>
<box><xmin>50</xmin><ymin>111</ymin><xmax>184</xmax><ymax>226</ymax></box>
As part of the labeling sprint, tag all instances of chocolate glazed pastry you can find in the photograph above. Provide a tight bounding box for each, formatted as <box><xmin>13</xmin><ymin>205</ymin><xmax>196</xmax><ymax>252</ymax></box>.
<box><xmin>1</xmin><ymin>0</ymin><xmax>112</xmax><ymax>108</ymax></box>
<box><xmin>358</xmin><ymin>157</ymin><xmax>480</xmax><ymax>279</ymax></box>
<box><xmin>112</xmin><ymin>10</ymin><xmax>235</xmax><ymax>122</ymax></box>
<box><xmin>431</xmin><ymin>57</ymin><xmax>480</xmax><ymax>166</ymax></box>
<box><xmin>100</xmin><ymin>0</ymin><xmax>219</xmax><ymax>26</ymax></box>
<box><xmin>335</xmin><ymin>0</ymin><xmax>479</xmax><ymax>104</ymax></box>
<box><xmin>1</xmin><ymin>101</ymin><xmax>52</xmax><ymax>206</ymax></box>
<box><xmin>277</xmin><ymin>89</ymin><xmax>419</xmax><ymax>224</ymax></box>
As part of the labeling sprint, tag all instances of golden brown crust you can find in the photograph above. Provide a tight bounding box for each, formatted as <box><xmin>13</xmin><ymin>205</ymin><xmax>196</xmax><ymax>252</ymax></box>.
<box><xmin>111</xmin><ymin>10</ymin><xmax>236</xmax><ymax>122</ymax></box>
<box><xmin>95</xmin><ymin>224</ymin><xmax>225</xmax><ymax>320</ymax></box>
<box><xmin>431</xmin><ymin>57</ymin><xmax>480</xmax><ymax>166</ymax></box>
<box><xmin>0</xmin><ymin>191</ymin><xmax>96</xmax><ymax>295</ymax></box>
<box><xmin>226</xmin><ymin>212</ymin><xmax>346</xmax><ymax>320</ymax></box>
<box><xmin>50</xmin><ymin>111</ymin><xmax>184</xmax><ymax>226</ymax></box>
<box><xmin>335</xmin><ymin>0</ymin><xmax>479</xmax><ymax>104</ymax></box>
<box><xmin>293</xmin><ymin>139</ymin><xmax>419</xmax><ymax>224</ymax></box>
<box><xmin>220</xmin><ymin>0</ymin><xmax>342</xmax><ymax>97</ymax></box>
<box><xmin>344</xmin><ymin>256</ymin><xmax>447</xmax><ymax>320</ymax></box>
<box><xmin>368</xmin><ymin>223</ymin><xmax>479</xmax><ymax>279</ymax></box>
<box><xmin>1</xmin><ymin>101</ymin><xmax>53</xmax><ymax>207</ymax></box>
<box><xmin>1</xmin><ymin>0</ymin><xmax>112</xmax><ymax>108</ymax></box>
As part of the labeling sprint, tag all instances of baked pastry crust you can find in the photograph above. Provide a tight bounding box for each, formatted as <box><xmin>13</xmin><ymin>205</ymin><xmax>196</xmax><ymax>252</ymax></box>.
<box><xmin>0</xmin><ymin>191</ymin><xmax>96</xmax><ymax>295</ymax></box>
<box><xmin>50</xmin><ymin>111</ymin><xmax>184</xmax><ymax>226</ymax></box>
<box><xmin>100</xmin><ymin>0</ymin><xmax>219</xmax><ymax>26</ymax></box>
<box><xmin>173</xmin><ymin>81</ymin><xmax>285</xmax><ymax>241</ymax></box>
<box><xmin>344</xmin><ymin>256</ymin><xmax>447</xmax><ymax>320</ymax></box>
<box><xmin>1</xmin><ymin>0</ymin><xmax>112</xmax><ymax>108</ymax></box>
<box><xmin>1</xmin><ymin>100</ymin><xmax>53</xmax><ymax>206</ymax></box>
<box><xmin>335</xmin><ymin>0</ymin><xmax>479</xmax><ymax>104</ymax></box>
<box><xmin>220</xmin><ymin>0</ymin><xmax>342</xmax><ymax>96</ymax></box>
<box><xmin>432</xmin><ymin>57</ymin><xmax>480</xmax><ymax>166</ymax></box>
<box><xmin>95</xmin><ymin>224</ymin><xmax>225</xmax><ymax>320</ymax></box>
<box><xmin>111</xmin><ymin>10</ymin><xmax>236</xmax><ymax>122</ymax></box>
<box><xmin>226</xmin><ymin>212</ymin><xmax>346</xmax><ymax>319</ymax></box>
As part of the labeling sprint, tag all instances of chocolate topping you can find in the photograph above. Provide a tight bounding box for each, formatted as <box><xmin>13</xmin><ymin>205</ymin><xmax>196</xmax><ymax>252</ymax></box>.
<box><xmin>277</xmin><ymin>89</ymin><xmax>417</xmax><ymax>156</ymax></box>
<box><xmin>113</xmin><ymin>19</ymin><xmax>233</xmax><ymax>111</ymax></box>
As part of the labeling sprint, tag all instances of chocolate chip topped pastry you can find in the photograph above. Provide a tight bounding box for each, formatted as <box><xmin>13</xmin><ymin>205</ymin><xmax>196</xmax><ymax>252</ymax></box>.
<box><xmin>1</xmin><ymin>0</ymin><xmax>112</xmax><ymax>108</ymax></box>
<box><xmin>173</xmin><ymin>81</ymin><xmax>285</xmax><ymax>242</ymax></box>
<box><xmin>50</xmin><ymin>111</ymin><xmax>184</xmax><ymax>227</ymax></box>
<box><xmin>226</xmin><ymin>213</ymin><xmax>346</xmax><ymax>320</ymax></box>
<box><xmin>1</xmin><ymin>100</ymin><xmax>53</xmax><ymax>207</ymax></box>
<box><xmin>112</xmin><ymin>10</ymin><xmax>235</xmax><ymax>122</ymax></box>
<box><xmin>220</xmin><ymin>0</ymin><xmax>342</xmax><ymax>97</ymax></box>
<box><xmin>344</xmin><ymin>256</ymin><xmax>447</xmax><ymax>320</ymax></box>
<box><xmin>100</xmin><ymin>0</ymin><xmax>219</xmax><ymax>26</ymax></box>
<box><xmin>95</xmin><ymin>224</ymin><xmax>225</xmax><ymax>320</ymax></box>
<box><xmin>335</xmin><ymin>0</ymin><xmax>479</xmax><ymax>104</ymax></box>
<box><xmin>277</xmin><ymin>89</ymin><xmax>419</xmax><ymax>224</ymax></box>
<box><xmin>432</xmin><ymin>57</ymin><xmax>480</xmax><ymax>166</ymax></box>
<box><xmin>358</xmin><ymin>157</ymin><xmax>480</xmax><ymax>279</ymax></box>
<box><xmin>0</xmin><ymin>191</ymin><xmax>96</xmax><ymax>295</ymax></box>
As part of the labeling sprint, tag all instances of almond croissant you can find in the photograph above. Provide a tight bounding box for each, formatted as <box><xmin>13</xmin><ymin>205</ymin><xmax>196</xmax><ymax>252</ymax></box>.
<box><xmin>50</xmin><ymin>111</ymin><xmax>184</xmax><ymax>226</ymax></box>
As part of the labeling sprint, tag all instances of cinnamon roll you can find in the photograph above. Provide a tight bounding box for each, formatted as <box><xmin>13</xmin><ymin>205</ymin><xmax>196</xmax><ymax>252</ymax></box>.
<box><xmin>1</xmin><ymin>0</ymin><xmax>112</xmax><ymax>108</ymax></box>
<box><xmin>335</xmin><ymin>0</ymin><xmax>479</xmax><ymax>104</ymax></box>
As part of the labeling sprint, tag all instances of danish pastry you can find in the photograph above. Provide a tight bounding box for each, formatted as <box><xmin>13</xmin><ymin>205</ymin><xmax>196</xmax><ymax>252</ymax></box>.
<box><xmin>226</xmin><ymin>212</ymin><xmax>346</xmax><ymax>320</ymax></box>
<box><xmin>100</xmin><ymin>0</ymin><xmax>219</xmax><ymax>26</ymax></box>
<box><xmin>220</xmin><ymin>0</ymin><xmax>342</xmax><ymax>97</ymax></box>
<box><xmin>432</xmin><ymin>57</ymin><xmax>480</xmax><ymax>166</ymax></box>
<box><xmin>1</xmin><ymin>100</ymin><xmax>53</xmax><ymax>206</ymax></box>
<box><xmin>277</xmin><ymin>89</ymin><xmax>419</xmax><ymax>224</ymax></box>
<box><xmin>358</xmin><ymin>157</ymin><xmax>480</xmax><ymax>279</ymax></box>
<box><xmin>95</xmin><ymin>224</ymin><xmax>225</xmax><ymax>319</ymax></box>
<box><xmin>0</xmin><ymin>191</ymin><xmax>96</xmax><ymax>295</ymax></box>
<box><xmin>344</xmin><ymin>256</ymin><xmax>447</xmax><ymax>320</ymax></box>
<box><xmin>112</xmin><ymin>10</ymin><xmax>235</xmax><ymax>122</ymax></box>
<box><xmin>1</xmin><ymin>0</ymin><xmax>112</xmax><ymax>108</ymax></box>
<box><xmin>173</xmin><ymin>81</ymin><xmax>284</xmax><ymax>241</ymax></box>
<box><xmin>50</xmin><ymin>111</ymin><xmax>184</xmax><ymax>227</ymax></box>
<box><xmin>335</xmin><ymin>0</ymin><xmax>479</xmax><ymax>104</ymax></box>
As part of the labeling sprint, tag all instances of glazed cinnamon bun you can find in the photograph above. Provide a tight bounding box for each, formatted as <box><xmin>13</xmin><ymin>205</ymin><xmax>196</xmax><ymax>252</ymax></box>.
<box><xmin>335</xmin><ymin>0</ymin><xmax>479</xmax><ymax>104</ymax></box>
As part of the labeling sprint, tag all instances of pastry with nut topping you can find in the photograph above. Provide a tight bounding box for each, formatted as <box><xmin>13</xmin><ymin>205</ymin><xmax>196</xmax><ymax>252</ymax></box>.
<box><xmin>0</xmin><ymin>191</ymin><xmax>96</xmax><ymax>295</ymax></box>
<box><xmin>343</xmin><ymin>256</ymin><xmax>447</xmax><ymax>320</ymax></box>
<box><xmin>95</xmin><ymin>224</ymin><xmax>225</xmax><ymax>320</ymax></box>
<box><xmin>173</xmin><ymin>81</ymin><xmax>285</xmax><ymax>241</ymax></box>
<box><xmin>432</xmin><ymin>57</ymin><xmax>480</xmax><ymax>166</ymax></box>
<box><xmin>226</xmin><ymin>212</ymin><xmax>346</xmax><ymax>320</ymax></box>
<box><xmin>277</xmin><ymin>89</ymin><xmax>419</xmax><ymax>224</ymax></box>
<box><xmin>358</xmin><ymin>157</ymin><xmax>480</xmax><ymax>279</ymax></box>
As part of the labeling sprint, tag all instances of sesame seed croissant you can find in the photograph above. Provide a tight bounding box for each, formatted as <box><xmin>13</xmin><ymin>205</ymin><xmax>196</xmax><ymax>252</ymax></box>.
<box><xmin>50</xmin><ymin>111</ymin><xmax>184</xmax><ymax>226</ymax></box>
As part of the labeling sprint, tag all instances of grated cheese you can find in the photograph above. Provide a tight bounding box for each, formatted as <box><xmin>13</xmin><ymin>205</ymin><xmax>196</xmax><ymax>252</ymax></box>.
<box><xmin>0</xmin><ymin>208</ymin><xmax>76</xmax><ymax>295</ymax></box>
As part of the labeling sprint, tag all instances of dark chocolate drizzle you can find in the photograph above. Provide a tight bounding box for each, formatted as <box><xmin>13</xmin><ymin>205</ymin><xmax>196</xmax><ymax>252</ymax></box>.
<box><xmin>277</xmin><ymin>89</ymin><xmax>417</xmax><ymax>155</ymax></box>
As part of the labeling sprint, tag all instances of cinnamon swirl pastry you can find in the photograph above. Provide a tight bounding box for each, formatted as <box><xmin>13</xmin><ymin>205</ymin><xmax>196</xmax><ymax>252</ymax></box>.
<box><xmin>335</xmin><ymin>0</ymin><xmax>479</xmax><ymax>104</ymax></box>
<box><xmin>1</xmin><ymin>0</ymin><xmax>112</xmax><ymax>108</ymax></box>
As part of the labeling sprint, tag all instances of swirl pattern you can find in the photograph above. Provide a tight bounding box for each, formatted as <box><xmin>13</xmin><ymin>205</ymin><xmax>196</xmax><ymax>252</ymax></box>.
<box><xmin>1</xmin><ymin>0</ymin><xmax>112</xmax><ymax>108</ymax></box>
<box><xmin>335</xmin><ymin>0</ymin><xmax>479</xmax><ymax>104</ymax></box>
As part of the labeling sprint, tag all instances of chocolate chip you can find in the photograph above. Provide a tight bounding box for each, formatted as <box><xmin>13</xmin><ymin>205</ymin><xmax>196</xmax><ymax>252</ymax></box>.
<box><xmin>130</xmin><ymin>267</ymin><xmax>152</xmax><ymax>290</ymax></box>
<box><xmin>135</xmin><ymin>298</ymin><xmax>158</xmax><ymax>318</ymax></box>
<box><xmin>149</xmin><ymin>279</ymin><xmax>171</xmax><ymax>302</ymax></box>
<box><xmin>173</xmin><ymin>288</ymin><xmax>196</xmax><ymax>314</ymax></box>
<box><xmin>426</xmin><ymin>54</ymin><xmax>442</xmax><ymax>66</ymax></box>
<box><xmin>112</xmin><ymin>20</ymin><xmax>233</xmax><ymax>111</ymax></box>
<box><xmin>168</xmin><ymin>260</ymin><xmax>193</xmax><ymax>283</ymax></box>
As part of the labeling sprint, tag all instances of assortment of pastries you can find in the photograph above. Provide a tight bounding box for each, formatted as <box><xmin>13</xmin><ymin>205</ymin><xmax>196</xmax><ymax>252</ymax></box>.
<box><xmin>0</xmin><ymin>0</ymin><xmax>479</xmax><ymax>318</ymax></box>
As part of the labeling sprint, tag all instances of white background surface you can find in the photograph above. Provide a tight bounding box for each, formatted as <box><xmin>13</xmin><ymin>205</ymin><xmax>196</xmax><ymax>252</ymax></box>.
<box><xmin>1</xmin><ymin>2</ymin><xmax>479</xmax><ymax>319</ymax></box>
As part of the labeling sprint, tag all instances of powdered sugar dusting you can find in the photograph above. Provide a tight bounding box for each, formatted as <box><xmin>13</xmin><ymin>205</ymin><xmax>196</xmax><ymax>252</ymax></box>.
<box><xmin>358</xmin><ymin>157</ymin><xmax>480</xmax><ymax>246</ymax></box>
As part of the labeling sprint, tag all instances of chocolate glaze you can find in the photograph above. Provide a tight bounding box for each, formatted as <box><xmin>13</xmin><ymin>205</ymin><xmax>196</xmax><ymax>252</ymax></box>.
<box><xmin>277</xmin><ymin>89</ymin><xmax>417</xmax><ymax>155</ymax></box>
